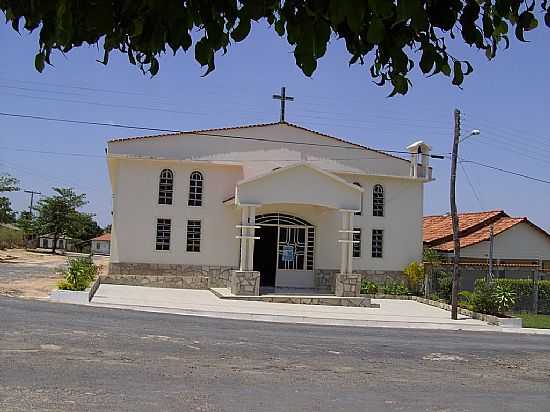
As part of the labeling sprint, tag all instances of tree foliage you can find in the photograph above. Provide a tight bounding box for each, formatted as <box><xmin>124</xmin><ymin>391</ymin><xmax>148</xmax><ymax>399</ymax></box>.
<box><xmin>0</xmin><ymin>174</ymin><xmax>19</xmax><ymax>193</ymax></box>
<box><xmin>1</xmin><ymin>0</ymin><xmax>548</xmax><ymax>95</ymax></box>
<box><xmin>33</xmin><ymin>187</ymin><xmax>87</xmax><ymax>253</ymax></box>
<box><xmin>0</xmin><ymin>196</ymin><xmax>16</xmax><ymax>224</ymax></box>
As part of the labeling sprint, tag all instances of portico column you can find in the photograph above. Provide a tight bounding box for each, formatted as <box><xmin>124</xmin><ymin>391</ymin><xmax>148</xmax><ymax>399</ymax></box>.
<box><xmin>239</xmin><ymin>206</ymin><xmax>250</xmax><ymax>271</ymax></box>
<box><xmin>338</xmin><ymin>210</ymin><xmax>355</xmax><ymax>274</ymax></box>
<box><xmin>247</xmin><ymin>206</ymin><xmax>256</xmax><ymax>271</ymax></box>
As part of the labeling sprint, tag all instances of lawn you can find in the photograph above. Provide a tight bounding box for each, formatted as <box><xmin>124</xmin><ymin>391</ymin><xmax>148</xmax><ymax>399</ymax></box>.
<box><xmin>516</xmin><ymin>314</ymin><xmax>550</xmax><ymax>329</ymax></box>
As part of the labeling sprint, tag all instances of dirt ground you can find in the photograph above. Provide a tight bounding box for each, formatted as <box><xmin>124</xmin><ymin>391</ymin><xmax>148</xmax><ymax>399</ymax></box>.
<box><xmin>0</xmin><ymin>249</ymin><xmax>109</xmax><ymax>299</ymax></box>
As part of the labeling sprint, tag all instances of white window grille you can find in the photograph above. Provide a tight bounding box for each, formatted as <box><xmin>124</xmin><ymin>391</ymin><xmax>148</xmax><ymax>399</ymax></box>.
<box><xmin>188</xmin><ymin>171</ymin><xmax>203</xmax><ymax>206</ymax></box>
<box><xmin>186</xmin><ymin>220</ymin><xmax>201</xmax><ymax>252</ymax></box>
<box><xmin>372</xmin><ymin>229</ymin><xmax>383</xmax><ymax>258</ymax></box>
<box><xmin>158</xmin><ymin>169</ymin><xmax>174</xmax><ymax>205</ymax></box>
<box><xmin>155</xmin><ymin>218</ymin><xmax>171</xmax><ymax>251</ymax></box>
<box><xmin>353</xmin><ymin>228</ymin><xmax>361</xmax><ymax>258</ymax></box>
<box><xmin>353</xmin><ymin>182</ymin><xmax>362</xmax><ymax>216</ymax></box>
<box><xmin>373</xmin><ymin>184</ymin><xmax>384</xmax><ymax>217</ymax></box>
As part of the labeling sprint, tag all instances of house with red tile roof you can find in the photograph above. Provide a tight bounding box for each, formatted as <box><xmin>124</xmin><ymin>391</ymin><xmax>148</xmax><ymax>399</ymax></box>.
<box><xmin>91</xmin><ymin>233</ymin><xmax>111</xmax><ymax>255</ymax></box>
<box><xmin>423</xmin><ymin>211</ymin><xmax>550</xmax><ymax>266</ymax></box>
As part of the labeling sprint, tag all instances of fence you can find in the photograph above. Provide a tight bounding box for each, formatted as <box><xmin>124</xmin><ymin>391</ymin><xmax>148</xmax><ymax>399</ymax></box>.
<box><xmin>424</xmin><ymin>261</ymin><xmax>550</xmax><ymax>314</ymax></box>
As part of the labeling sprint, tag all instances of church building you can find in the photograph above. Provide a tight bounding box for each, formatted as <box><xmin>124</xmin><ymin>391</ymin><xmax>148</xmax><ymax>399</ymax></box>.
<box><xmin>106</xmin><ymin>121</ymin><xmax>433</xmax><ymax>297</ymax></box>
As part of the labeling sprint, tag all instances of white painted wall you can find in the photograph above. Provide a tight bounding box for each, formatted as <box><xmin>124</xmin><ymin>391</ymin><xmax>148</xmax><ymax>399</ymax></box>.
<box><xmin>111</xmin><ymin>159</ymin><xmax>243</xmax><ymax>265</ymax></box>
<box><xmin>92</xmin><ymin>240</ymin><xmax>111</xmax><ymax>255</ymax></box>
<box><xmin>461</xmin><ymin>223</ymin><xmax>550</xmax><ymax>260</ymax></box>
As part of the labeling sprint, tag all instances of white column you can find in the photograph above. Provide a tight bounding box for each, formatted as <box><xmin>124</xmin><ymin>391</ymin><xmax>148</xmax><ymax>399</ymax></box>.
<box><xmin>340</xmin><ymin>211</ymin><xmax>348</xmax><ymax>274</ymax></box>
<box><xmin>247</xmin><ymin>206</ymin><xmax>256</xmax><ymax>271</ymax></box>
<box><xmin>410</xmin><ymin>153</ymin><xmax>418</xmax><ymax>177</ymax></box>
<box><xmin>239</xmin><ymin>206</ymin><xmax>249</xmax><ymax>271</ymax></box>
<box><xmin>347</xmin><ymin>211</ymin><xmax>354</xmax><ymax>275</ymax></box>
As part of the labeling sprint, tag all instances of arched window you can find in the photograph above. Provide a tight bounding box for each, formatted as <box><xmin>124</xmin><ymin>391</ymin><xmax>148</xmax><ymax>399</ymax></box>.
<box><xmin>188</xmin><ymin>171</ymin><xmax>204</xmax><ymax>206</ymax></box>
<box><xmin>158</xmin><ymin>169</ymin><xmax>174</xmax><ymax>205</ymax></box>
<box><xmin>353</xmin><ymin>182</ymin><xmax>362</xmax><ymax>216</ymax></box>
<box><xmin>373</xmin><ymin>184</ymin><xmax>384</xmax><ymax>217</ymax></box>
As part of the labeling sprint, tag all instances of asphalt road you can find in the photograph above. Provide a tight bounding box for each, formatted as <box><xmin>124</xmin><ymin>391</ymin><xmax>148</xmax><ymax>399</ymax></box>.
<box><xmin>1</xmin><ymin>297</ymin><xmax>549</xmax><ymax>412</ymax></box>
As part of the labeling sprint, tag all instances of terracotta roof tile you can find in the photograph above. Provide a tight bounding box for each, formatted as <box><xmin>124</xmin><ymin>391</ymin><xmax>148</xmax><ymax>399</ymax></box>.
<box><xmin>92</xmin><ymin>233</ymin><xmax>111</xmax><ymax>241</ymax></box>
<box><xmin>423</xmin><ymin>210</ymin><xmax>505</xmax><ymax>244</ymax></box>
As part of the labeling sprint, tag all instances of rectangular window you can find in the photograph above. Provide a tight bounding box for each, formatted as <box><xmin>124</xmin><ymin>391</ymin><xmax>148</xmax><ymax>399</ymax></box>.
<box><xmin>155</xmin><ymin>218</ymin><xmax>171</xmax><ymax>251</ymax></box>
<box><xmin>353</xmin><ymin>228</ymin><xmax>361</xmax><ymax>258</ymax></box>
<box><xmin>372</xmin><ymin>229</ymin><xmax>383</xmax><ymax>258</ymax></box>
<box><xmin>186</xmin><ymin>220</ymin><xmax>201</xmax><ymax>252</ymax></box>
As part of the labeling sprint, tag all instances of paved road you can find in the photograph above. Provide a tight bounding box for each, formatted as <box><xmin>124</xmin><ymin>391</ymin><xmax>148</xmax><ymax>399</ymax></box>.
<box><xmin>1</xmin><ymin>297</ymin><xmax>549</xmax><ymax>411</ymax></box>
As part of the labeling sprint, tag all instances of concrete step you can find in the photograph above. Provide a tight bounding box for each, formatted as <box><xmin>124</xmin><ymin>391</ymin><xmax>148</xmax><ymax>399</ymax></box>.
<box><xmin>209</xmin><ymin>288</ymin><xmax>380</xmax><ymax>308</ymax></box>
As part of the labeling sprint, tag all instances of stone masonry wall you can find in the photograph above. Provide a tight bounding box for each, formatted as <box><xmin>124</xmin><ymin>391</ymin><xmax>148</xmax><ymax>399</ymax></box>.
<box><xmin>106</xmin><ymin>262</ymin><xmax>236</xmax><ymax>289</ymax></box>
<box><xmin>315</xmin><ymin>269</ymin><xmax>407</xmax><ymax>292</ymax></box>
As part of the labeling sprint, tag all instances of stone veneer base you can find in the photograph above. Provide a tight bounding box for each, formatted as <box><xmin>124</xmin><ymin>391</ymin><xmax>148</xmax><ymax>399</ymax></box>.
<box><xmin>210</xmin><ymin>288</ymin><xmax>380</xmax><ymax>308</ymax></box>
<box><xmin>107</xmin><ymin>262</ymin><xmax>236</xmax><ymax>289</ymax></box>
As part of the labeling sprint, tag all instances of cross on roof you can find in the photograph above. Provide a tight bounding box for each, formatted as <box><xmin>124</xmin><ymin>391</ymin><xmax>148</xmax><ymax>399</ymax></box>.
<box><xmin>272</xmin><ymin>86</ymin><xmax>294</xmax><ymax>122</ymax></box>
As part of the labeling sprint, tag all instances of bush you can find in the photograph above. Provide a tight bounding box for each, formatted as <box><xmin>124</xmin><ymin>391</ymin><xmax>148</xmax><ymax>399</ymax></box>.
<box><xmin>403</xmin><ymin>261</ymin><xmax>424</xmax><ymax>294</ymax></box>
<box><xmin>435</xmin><ymin>273</ymin><xmax>453</xmax><ymax>302</ymax></box>
<box><xmin>458</xmin><ymin>290</ymin><xmax>474</xmax><ymax>311</ymax></box>
<box><xmin>382</xmin><ymin>280</ymin><xmax>410</xmax><ymax>295</ymax></box>
<box><xmin>57</xmin><ymin>256</ymin><xmax>99</xmax><ymax>291</ymax></box>
<box><xmin>361</xmin><ymin>280</ymin><xmax>379</xmax><ymax>295</ymax></box>
<box><xmin>474</xmin><ymin>278</ymin><xmax>550</xmax><ymax>314</ymax></box>
<box><xmin>470</xmin><ymin>280</ymin><xmax>516</xmax><ymax>316</ymax></box>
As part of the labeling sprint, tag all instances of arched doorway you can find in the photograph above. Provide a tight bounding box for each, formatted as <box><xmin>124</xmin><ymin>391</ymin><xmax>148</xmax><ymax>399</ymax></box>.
<box><xmin>253</xmin><ymin>213</ymin><xmax>315</xmax><ymax>289</ymax></box>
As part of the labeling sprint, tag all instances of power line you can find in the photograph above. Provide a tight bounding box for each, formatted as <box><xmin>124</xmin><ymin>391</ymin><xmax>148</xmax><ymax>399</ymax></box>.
<box><xmin>461</xmin><ymin>159</ymin><xmax>550</xmax><ymax>185</ymax></box>
<box><xmin>0</xmin><ymin>111</ymin><xmax>443</xmax><ymax>157</ymax></box>
<box><xmin>459</xmin><ymin>161</ymin><xmax>484</xmax><ymax>209</ymax></box>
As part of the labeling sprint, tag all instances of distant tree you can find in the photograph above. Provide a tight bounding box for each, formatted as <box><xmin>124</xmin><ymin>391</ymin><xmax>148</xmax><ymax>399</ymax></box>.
<box><xmin>104</xmin><ymin>224</ymin><xmax>112</xmax><ymax>233</ymax></box>
<box><xmin>70</xmin><ymin>213</ymin><xmax>103</xmax><ymax>241</ymax></box>
<box><xmin>33</xmin><ymin>188</ymin><xmax>87</xmax><ymax>254</ymax></box>
<box><xmin>0</xmin><ymin>197</ymin><xmax>16</xmax><ymax>223</ymax></box>
<box><xmin>0</xmin><ymin>174</ymin><xmax>19</xmax><ymax>193</ymax></box>
<box><xmin>16</xmin><ymin>211</ymin><xmax>34</xmax><ymax>234</ymax></box>
<box><xmin>1</xmin><ymin>1</ymin><xmax>548</xmax><ymax>94</ymax></box>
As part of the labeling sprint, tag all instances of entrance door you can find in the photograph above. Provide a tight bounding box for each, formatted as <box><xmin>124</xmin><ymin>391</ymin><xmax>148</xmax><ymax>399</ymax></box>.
<box><xmin>253</xmin><ymin>226</ymin><xmax>278</xmax><ymax>287</ymax></box>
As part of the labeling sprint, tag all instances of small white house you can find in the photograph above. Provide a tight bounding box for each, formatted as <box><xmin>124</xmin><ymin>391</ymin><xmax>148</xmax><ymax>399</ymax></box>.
<box><xmin>37</xmin><ymin>234</ymin><xmax>73</xmax><ymax>251</ymax></box>
<box><xmin>106</xmin><ymin>121</ymin><xmax>433</xmax><ymax>294</ymax></box>
<box><xmin>91</xmin><ymin>233</ymin><xmax>111</xmax><ymax>255</ymax></box>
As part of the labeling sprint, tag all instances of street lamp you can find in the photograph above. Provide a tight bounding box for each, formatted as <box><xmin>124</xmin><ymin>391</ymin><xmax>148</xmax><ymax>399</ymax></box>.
<box><xmin>450</xmin><ymin>108</ymin><xmax>480</xmax><ymax>320</ymax></box>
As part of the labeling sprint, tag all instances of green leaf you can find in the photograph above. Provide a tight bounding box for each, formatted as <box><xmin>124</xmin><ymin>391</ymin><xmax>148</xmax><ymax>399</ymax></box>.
<box><xmin>274</xmin><ymin>19</ymin><xmax>285</xmax><ymax>36</ymax></box>
<box><xmin>367</xmin><ymin>18</ymin><xmax>385</xmax><ymax>44</ymax></box>
<box><xmin>34</xmin><ymin>53</ymin><xmax>45</xmax><ymax>72</ymax></box>
<box><xmin>149</xmin><ymin>57</ymin><xmax>159</xmax><ymax>76</ymax></box>
<box><xmin>545</xmin><ymin>12</ymin><xmax>550</xmax><ymax>28</ymax></box>
<box><xmin>452</xmin><ymin>61</ymin><xmax>463</xmax><ymax>86</ymax></box>
<box><xmin>231</xmin><ymin>18</ymin><xmax>251</xmax><ymax>42</ymax></box>
<box><xmin>419</xmin><ymin>48</ymin><xmax>434</xmax><ymax>74</ymax></box>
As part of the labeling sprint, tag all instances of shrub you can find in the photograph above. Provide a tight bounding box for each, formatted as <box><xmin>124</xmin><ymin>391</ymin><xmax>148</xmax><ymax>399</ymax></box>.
<box><xmin>435</xmin><ymin>273</ymin><xmax>453</xmax><ymax>302</ymax></box>
<box><xmin>474</xmin><ymin>278</ymin><xmax>550</xmax><ymax>314</ymax></box>
<box><xmin>403</xmin><ymin>261</ymin><xmax>424</xmax><ymax>294</ymax></box>
<box><xmin>470</xmin><ymin>281</ymin><xmax>516</xmax><ymax>316</ymax></box>
<box><xmin>57</xmin><ymin>256</ymin><xmax>99</xmax><ymax>291</ymax></box>
<box><xmin>361</xmin><ymin>280</ymin><xmax>378</xmax><ymax>295</ymax></box>
<box><xmin>382</xmin><ymin>280</ymin><xmax>410</xmax><ymax>295</ymax></box>
<box><xmin>493</xmin><ymin>284</ymin><xmax>516</xmax><ymax>313</ymax></box>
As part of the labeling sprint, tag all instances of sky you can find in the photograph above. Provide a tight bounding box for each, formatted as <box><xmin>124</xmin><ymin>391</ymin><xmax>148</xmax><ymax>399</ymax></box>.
<box><xmin>1</xmin><ymin>19</ymin><xmax>549</xmax><ymax>230</ymax></box>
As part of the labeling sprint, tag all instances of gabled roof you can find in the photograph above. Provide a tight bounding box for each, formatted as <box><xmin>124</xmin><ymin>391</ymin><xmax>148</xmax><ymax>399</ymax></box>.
<box><xmin>423</xmin><ymin>210</ymin><xmax>550</xmax><ymax>252</ymax></box>
<box><xmin>108</xmin><ymin>121</ymin><xmax>409</xmax><ymax>163</ymax></box>
<box><xmin>92</xmin><ymin>233</ymin><xmax>111</xmax><ymax>241</ymax></box>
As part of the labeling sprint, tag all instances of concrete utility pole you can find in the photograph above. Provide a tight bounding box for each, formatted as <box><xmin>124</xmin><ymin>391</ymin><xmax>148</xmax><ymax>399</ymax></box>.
<box><xmin>488</xmin><ymin>224</ymin><xmax>494</xmax><ymax>282</ymax></box>
<box><xmin>450</xmin><ymin>109</ymin><xmax>461</xmax><ymax>320</ymax></box>
<box><xmin>24</xmin><ymin>190</ymin><xmax>41</xmax><ymax>216</ymax></box>
<box><xmin>272</xmin><ymin>86</ymin><xmax>294</xmax><ymax>122</ymax></box>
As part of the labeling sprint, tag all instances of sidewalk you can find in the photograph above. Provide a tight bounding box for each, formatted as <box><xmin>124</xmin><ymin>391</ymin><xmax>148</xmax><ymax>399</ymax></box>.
<box><xmin>85</xmin><ymin>284</ymin><xmax>550</xmax><ymax>334</ymax></box>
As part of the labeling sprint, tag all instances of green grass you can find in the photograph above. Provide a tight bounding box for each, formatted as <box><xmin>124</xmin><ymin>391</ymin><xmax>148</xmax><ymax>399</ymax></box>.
<box><xmin>516</xmin><ymin>314</ymin><xmax>550</xmax><ymax>329</ymax></box>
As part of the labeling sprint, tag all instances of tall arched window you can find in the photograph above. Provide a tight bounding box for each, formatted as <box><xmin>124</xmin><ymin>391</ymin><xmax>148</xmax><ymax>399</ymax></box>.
<box><xmin>353</xmin><ymin>182</ymin><xmax>362</xmax><ymax>216</ymax></box>
<box><xmin>188</xmin><ymin>171</ymin><xmax>204</xmax><ymax>206</ymax></box>
<box><xmin>158</xmin><ymin>169</ymin><xmax>174</xmax><ymax>205</ymax></box>
<box><xmin>373</xmin><ymin>184</ymin><xmax>384</xmax><ymax>217</ymax></box>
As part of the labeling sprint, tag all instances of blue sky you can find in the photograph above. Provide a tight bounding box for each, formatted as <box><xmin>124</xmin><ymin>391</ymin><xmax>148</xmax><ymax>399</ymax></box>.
<box><xmin>1</xmin><ymin>21</ymin><xmax>549</xmax><ymax>230</ymax></box>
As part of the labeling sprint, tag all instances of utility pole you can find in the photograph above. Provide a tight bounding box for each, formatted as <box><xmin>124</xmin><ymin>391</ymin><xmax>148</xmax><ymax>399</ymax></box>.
<box><xmin>24</xmin><ymin>190</ymin><xmax>41</xmax><ymax>216</ymax></box>
<box><xmin>488</xmin><ymin>224</ymin><xmax>494</xmax><ymax>282</ymax></box>
<box><xmin>450</xmin><ymin>109</ymin><xmax>461</xmax><ymax>320</ymax></box>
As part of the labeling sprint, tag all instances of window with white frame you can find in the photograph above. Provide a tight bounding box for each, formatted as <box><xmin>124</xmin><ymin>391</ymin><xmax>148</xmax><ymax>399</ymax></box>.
<box><xmin>352</xmin><ymin>228</ymin><xmax>361</xmax><ymax>258</ymax></box>
<box><xmin>186</xmin><ymin>220</ymin><xmax>201</xmax><ymax>252</ymax></box>
<box><xmin>371</xmin><ymin>229</ymin><xmax>383</xmax><ymax>258</ymax></box>
<box><xmin>353</xmin><ymin>182</ymin><xmax>362</xmax><ymax>216</ymax></box>
<box><xmin>373</xmin><ymin>184</ymin><xmax>384</xmax><ymax>217</ymax></box>
<box><xmin>188</xmin><ymin>171</ymin><xmax>203</xmax><ymax>206</ymax></box>
<box><xmin>158</xmin><ymin>169</ymin><xmax>174</xmax><ymax>205</ymax></box>
<box><xmin>155</xmin><ymin>218</ymin><xmax>171</xmax><ymax>251</ymax></box>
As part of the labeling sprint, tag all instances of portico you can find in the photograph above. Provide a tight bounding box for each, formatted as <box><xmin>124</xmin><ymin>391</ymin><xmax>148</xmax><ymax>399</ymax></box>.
<box><xmin>230</xmin><ymin>163</ymin><xmax>364</xmax><ymax>296</ymax></box>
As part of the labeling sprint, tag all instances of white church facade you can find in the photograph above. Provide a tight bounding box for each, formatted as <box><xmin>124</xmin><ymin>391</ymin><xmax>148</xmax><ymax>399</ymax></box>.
<box><xmin>106</xmin><ymin>122</ymin><xmax>432</xmax><ymax>296</ymax></box>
